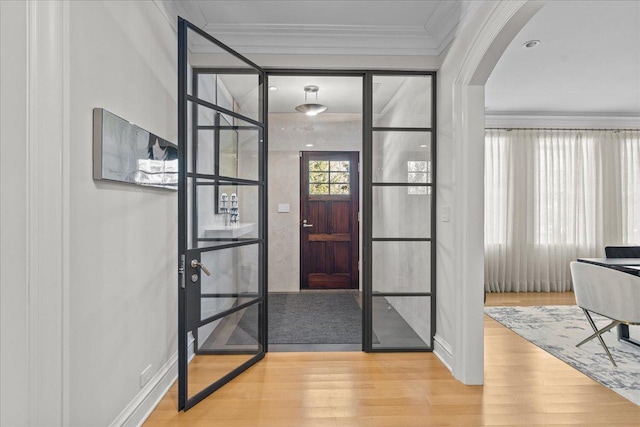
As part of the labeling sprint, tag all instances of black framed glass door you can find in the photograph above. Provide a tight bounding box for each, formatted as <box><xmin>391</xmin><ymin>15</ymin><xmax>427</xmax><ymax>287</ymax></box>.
<box><xmin>178</xmin><ymin>18</ymin><xmax>267</xmax><ymax>410</ymax></box>
<box><xmin>363</xmin><ymin>72</ymin><xmax>436</xmax><ymax>351</ymax></box>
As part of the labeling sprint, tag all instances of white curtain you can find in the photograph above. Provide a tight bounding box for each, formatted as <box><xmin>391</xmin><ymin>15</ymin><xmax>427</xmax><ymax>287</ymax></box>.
<box><xmin>485</xmin><ymin>128</ymin><xmax>640</xmax><ymax>292</ymax></box>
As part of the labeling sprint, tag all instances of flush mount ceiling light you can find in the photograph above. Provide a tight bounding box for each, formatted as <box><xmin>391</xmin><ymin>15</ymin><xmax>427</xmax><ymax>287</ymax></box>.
<box><xmin>523</xmin><ymin>40</ymin><xmax>540</xmax><ymax>49</ymax></box>
<box><xmin>295</xmin><ymin>85</ymin><xmax>328</xmax><ymax>116</ymax></box>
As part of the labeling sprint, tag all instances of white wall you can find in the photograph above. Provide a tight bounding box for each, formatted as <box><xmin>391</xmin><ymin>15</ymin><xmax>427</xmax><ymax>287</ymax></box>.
<box><xmin>268</xmin><ymin>149</ymin><xmax>303</xmax><ymax>292</ymax></box>
<box><xmin>1</xmin><ymin>1</ymin><xmax>69</xmax><ymax>423</ymax></box>
<box><xmin>67</xmin><ymin>2</ymin><xmax>178</xmax><ymax>425</ymax></box>
<box><xmin>435</xmin><ymin>0</ymin><xmax>544</xmax><ymax>382</ymax></box>
<box><xmin>0</xmin><ymin>2</ymin><xmax>29</xmax><ymax>425</ymax></box>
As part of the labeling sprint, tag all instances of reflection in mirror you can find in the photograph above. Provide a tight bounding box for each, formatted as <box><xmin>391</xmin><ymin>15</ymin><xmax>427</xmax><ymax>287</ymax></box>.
<box><xmin>219</xmin><ymin>115</ymin><xmax>238</xmax><ymax>178</ymax></box>
<box><xmin>93</xmin><ymin>108</ymin><xmax>177</xmax><ymax>190</ymax></box>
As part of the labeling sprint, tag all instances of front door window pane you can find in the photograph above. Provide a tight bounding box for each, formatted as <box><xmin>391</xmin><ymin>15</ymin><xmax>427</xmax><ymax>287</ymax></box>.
<box><xmin>308</xmin><ymin>160</ymin><xmax>351</xmax><ymax>195</ymax></box>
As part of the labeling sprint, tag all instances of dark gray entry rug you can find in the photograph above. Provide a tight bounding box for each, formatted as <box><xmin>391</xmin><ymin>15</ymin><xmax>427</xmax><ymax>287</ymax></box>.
<box><xmin>485</xmin><ymin>305</ymin><xmax>640</xmax><ymax>406</ymax></box>
<box><xmin>228</xmin><ymin>292</ymin><xmax>363</xmax><ymax>345</ymax></box>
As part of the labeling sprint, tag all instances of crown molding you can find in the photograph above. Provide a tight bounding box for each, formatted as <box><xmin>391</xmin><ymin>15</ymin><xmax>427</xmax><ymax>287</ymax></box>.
<box><xmin>205</xmin><ymin>22</ymin><xmax>434</xmax><ymax>38</ymax></box>
<box><xmin>160</xmin><ymin>0</ymin><xmax>468</xmax><ymax>57</ymax></box>
<box><xmin>198</xmin><ymin>23</ymin><xmax>440</xmax><ymax>56</ymax></box>
<box><xmin>429</xmin><ymin>0</ymin><xmax>482</xmax><ymax>52</ymax></box>
<box><xmin>485</xmin><ymin>112</ymin><xmax>640</xmax><ymax>129</ymax></box>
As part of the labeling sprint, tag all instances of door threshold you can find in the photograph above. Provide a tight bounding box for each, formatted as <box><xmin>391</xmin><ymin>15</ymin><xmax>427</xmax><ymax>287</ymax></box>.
<box><xmin>269</xmin><ymin>343</ymin><xmax>361</xmax><ymax>352</ymax></box>
<box><xmin>298</xmin><ymin>289</ymin><xmax>360</xmax><ymax>293</ymax></box>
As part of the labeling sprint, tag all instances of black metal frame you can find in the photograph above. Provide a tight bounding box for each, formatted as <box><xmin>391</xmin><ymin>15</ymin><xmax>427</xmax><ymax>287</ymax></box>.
<box><xmin>178</xmin><ymin>17</ymin><xmax>268</xmax><ymax>411</ymax></box>
<box><xmin>267</xmin><ymin>69</ymin><xmax>436</xmax><ymax>353</ymax></box>
<box><xmin>363</xmin><ymin>71</ymin><xmax>437</xmax><ymax>352</ymax></box>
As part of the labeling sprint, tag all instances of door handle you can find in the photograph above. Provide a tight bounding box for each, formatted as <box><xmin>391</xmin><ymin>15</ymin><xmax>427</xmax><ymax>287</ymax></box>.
<box><xmin>190</xmin><ymin>259</ymin><xmax>211</xmax><ymax>276</ymax></box>
<box><xmin>302</xmin><ymin>220</ymin><xmax>313</xmax><ymax>228</ymax></box>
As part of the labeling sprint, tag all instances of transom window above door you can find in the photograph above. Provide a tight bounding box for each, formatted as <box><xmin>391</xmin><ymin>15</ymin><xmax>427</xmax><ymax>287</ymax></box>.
<box><xmin>308</xmin><ymin>160</ymin><xmax>351</xmax><ymax>195</ymax></box>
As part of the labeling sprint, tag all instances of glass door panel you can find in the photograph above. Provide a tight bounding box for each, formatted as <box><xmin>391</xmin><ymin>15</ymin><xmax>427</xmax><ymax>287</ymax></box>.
<box><xmin>372</xmin><ymin>242</ymin><xmax>431</xmax><ymax>293</ymax></box>
<box><xmin>199</xmin><ymin>244</ymin><xmax>260</xmax><ymax>322</ymax></box>
<box><xmin>372</xmin><ymin>131</ymin><xmax>432</xmax><ymax>183</ymax></box>
<box><xmin>192</xmin><ymin>90</ymin><xmax>262</xmax><ymax>181</ymax></box>
<box><xmin>195</xmin><ymin>183</ymin><xmax>260</xmax><ymax>248</ymax></box>
<box><xmin>372</xmin><ymin>296</ymin><xmax>431</xmax><ymax>349</ymax></box>
<box><xmin>196</xmin><ymin>73</ymin><xmax>262</xmax><ymax>123</ymax></box>
<box><xmin>196</xmin><ymin>129</ymin><xmax>216</xmax><ymax>175</ymax></box>
<box><xmin>191</xmin><ymin>104</ymin><xmax>261</xmax><ymax>180</ymax></box>
<box><xmin>186</xmin><ymin>303</ymin><xmax>263</xmax><ymax>400</ymax></box>
<box><xmin>372</xmin><ymin>75</ymin><xmax>433</xmax><ymax>128</ymax></box>
<box><xmin>365</xmin><ymin>72</ymin><xmax>436</xmax><ymax>352</ymax></box>
<box><xmin>179</xmin><ymin>18</ymin><xmax>266</xmax><ymax>410</ymax></box>
<box><xmin>185</xmin><ymin>29</ymin><xmax>259</xmax><ymax>100</ymax></box>
<box><xmin>372</xmin><ymin>186</ymin><xmax>432</xmax><ymax>238</ymax></box>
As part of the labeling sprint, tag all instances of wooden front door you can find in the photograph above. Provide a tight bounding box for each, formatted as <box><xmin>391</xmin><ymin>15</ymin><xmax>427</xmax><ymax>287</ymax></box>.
<box><xmin>301</xmin><ymin>152</ymin><xmax>359</xmax><ymax>289</ymax></box>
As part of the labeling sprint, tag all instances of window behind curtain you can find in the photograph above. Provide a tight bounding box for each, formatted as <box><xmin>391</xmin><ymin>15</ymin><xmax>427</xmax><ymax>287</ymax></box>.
<box><xmin>484</xmin><ymin>130</ymin><xmax>510</xmax><ymax>246</ymax></box>
<box><xmin>620</xmin><ymin>131</ymin><xmax>640</xmax><ymax>243</ymax></box>
<box><xmin>533</xmin><ymin>131</ymin><xmax>600</xmax><ymax>247</ymax></box>
<box><xmin>484</xmin><ymin>128</ymin><xmax>640</xmax><ymax>292</ymax></box>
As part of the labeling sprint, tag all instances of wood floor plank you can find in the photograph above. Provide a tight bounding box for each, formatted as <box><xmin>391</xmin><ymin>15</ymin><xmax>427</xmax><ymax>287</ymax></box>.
<box><xmin>144</xmin><ymin>292</ymin><xmax>640</xmax><ymax>426</ymax></box>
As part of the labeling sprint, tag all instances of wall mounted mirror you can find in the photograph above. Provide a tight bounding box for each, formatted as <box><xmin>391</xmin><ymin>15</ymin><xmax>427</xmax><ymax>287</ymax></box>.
<box><xmin>93</xmin><ymin>108</ymin><xmax>177</xmax><ymax>190</ymax></box>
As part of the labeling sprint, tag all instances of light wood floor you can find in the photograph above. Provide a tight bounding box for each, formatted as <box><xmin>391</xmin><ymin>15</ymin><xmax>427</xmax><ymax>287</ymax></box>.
<box><xmin>145</xmin><ymin>292</ymin><xmax>640</xmax><ymax>426</ymax></box>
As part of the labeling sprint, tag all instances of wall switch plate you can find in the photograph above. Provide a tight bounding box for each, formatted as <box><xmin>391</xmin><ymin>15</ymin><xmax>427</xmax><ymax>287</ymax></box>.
<box><xmin>278</xmin><ymin>203</ymin><xmax>290</xmax><ymax>213</ymax></box>
<box><xmin>441</xmin><ymin>206</ymin><xmax>451</xmax><ymax>222</ymax></box>
<box><xmin>140</xmin><ymin>365</ymin><xmax>153</xmax><ymax>388</ymax></box>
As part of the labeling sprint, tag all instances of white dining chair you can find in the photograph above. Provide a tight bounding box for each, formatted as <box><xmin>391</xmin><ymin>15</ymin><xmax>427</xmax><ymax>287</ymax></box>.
<box><xmin>570</xmin><ymin>261</ymin><xmax>640</xmax><ymax>367</ymax></box>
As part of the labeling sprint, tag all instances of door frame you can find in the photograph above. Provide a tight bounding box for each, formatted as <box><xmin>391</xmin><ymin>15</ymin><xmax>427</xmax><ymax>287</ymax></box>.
<box><xmin>362</xmin><ymin>70</ymin><xmax>437</xmax><ymax>352</ymax></box>
<box><xmin>267</xmin><ymin>72</ymin><xmax>367</xmax><ymax>291</ymax></box>
<box><xmin>299</xmin><ymin>150</ymin><xmax>360</xmax><ymax>290</ymax></box>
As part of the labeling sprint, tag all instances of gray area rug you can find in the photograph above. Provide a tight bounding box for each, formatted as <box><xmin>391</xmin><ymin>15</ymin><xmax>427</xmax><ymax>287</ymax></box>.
<box><xmin>228</xmin><ymin>293</ymin><xmax>363</xmax><ymax>345</ymax></box>
<box><xmin>485</xmin><ymin>305</ymin><xmax>640</xmax><ymax>406</ymax></box>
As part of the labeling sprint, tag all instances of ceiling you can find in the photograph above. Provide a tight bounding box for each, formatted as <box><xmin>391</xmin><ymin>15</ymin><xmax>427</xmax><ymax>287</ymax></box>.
<box><xmin>268</xmin><ymin>76</ymin><xmax>363</xmax><ymax>114</ymax></box>
<box><xmin>165</xmin><ymin>0</ymin><xmax>640</xmax><ymax>118</ymax></box>
<box><xmin>485</xmin><ymin>0</ymin><xmax>640</xmax><ymax>117</ymax></box>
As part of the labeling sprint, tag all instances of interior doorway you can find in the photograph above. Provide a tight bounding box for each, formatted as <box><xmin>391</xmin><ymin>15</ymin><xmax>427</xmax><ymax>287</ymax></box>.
<box><xmin>300</xmin><ymin>151</ymin><xmax>359</xmax><ymax>290</ymax></box>
<box><xmin>267</xmin><ymin>73</ymin><xmax>364</xmax><ymax>295</ymax></box>
<box><xmin>266</xmin><ymin>71</ymin><xmax>436</xmax><ymax>352</ymax></box>
<box><xmin>267</xmin><ymin>73</ymin><xmax>364</xmax><ymax>351</ymax></box>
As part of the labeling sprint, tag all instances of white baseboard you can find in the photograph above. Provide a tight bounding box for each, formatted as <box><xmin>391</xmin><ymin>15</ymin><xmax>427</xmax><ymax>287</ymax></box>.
<box><xmin>109</xmin><ymin>353</ymin><xmax>177</xmax><ymax>427</ymax></box>
<box><xmin>433</xmin><ymin>334</ymin><xmax>453</xmax><ymax>372</ymax></box>
<box><xmin>110</xmin><ymin>336</ymin><xmax>196</xmax><ymax>427</ymax></box>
